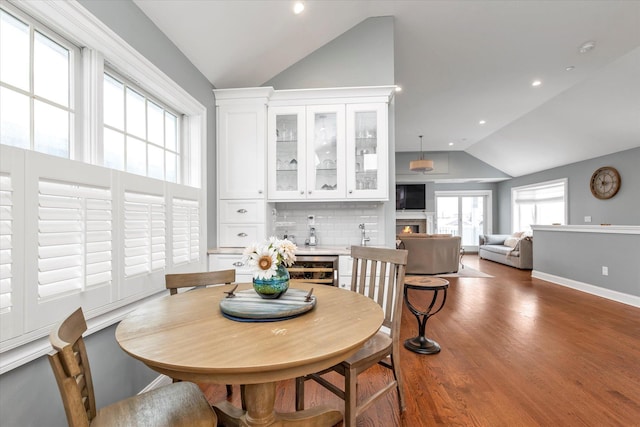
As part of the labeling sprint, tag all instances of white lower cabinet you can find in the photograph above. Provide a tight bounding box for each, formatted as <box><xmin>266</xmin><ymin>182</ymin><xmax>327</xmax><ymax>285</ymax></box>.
<box><xmin>218</xmin><ymin>199</ymin><xmax>268</xmax><ymax>247</ymax></box>
<box><xmin>209</xmin><ymin>253</ymin><xmax>254</xmax><ymax>283</ymax></box>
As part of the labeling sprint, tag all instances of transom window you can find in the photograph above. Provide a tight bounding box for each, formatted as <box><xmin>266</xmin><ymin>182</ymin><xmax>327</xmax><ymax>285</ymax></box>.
<box><xmin>0</xmin><ymin>7</ymin><xmax>76</xmax><ymax>158</ymax></box>
<box><xmin>103</xmin><ymin>72</ymin><xmax>180</xmax><ymax>183</ymax></box>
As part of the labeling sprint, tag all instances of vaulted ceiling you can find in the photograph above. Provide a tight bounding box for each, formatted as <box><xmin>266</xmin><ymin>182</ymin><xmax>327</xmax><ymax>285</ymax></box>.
<box><xmin>134</xmin><ymin>0</ymin><xmax>640</xmax><ymax>177</ymax></box>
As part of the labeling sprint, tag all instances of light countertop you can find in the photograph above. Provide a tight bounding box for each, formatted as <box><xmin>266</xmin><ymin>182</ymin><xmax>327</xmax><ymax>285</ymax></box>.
<box><xmin>208</xmin><ymin>245</ymin><xmax>351</xmax><ymax>256</ymax></box>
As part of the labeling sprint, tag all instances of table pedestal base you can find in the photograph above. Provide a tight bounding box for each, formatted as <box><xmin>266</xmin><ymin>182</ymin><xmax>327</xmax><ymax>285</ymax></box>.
<box><xmin>404</xmin><ymin>336</ymin><xmax>441</xmax><ymax>354</ymax></box>
<box><xmin>213</xmin><ymin>382</ymin><xmax>343</xmax><ymax>427</ymax></box>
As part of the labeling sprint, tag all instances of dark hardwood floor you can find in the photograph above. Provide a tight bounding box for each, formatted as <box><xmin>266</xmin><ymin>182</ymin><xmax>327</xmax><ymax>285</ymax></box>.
<box><xmin>202</xmin><ymin>255</ymin><xmax>640</xmax><ymax>426</ymax></box>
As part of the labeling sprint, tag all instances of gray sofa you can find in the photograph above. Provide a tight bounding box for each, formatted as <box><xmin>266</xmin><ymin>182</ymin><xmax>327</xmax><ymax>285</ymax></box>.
<box><xmin>478</xmin><ymin>234</ymin><xmax>532</xmax><ymax>270</ymax></box>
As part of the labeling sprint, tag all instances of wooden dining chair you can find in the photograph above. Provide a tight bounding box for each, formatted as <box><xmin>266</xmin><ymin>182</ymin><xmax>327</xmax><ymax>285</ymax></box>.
<box><xmin>165</xmin><ymin>269</ymin><xmax>237</xmax><ymax>397</ymax></box>
<box><xmin>295</xmin><ymin>245</ymin><xmax>409</xmax><ymax>427</ymax></box>
<box><xmin>165</xmin><ymin>269</ymin><xmax>236</xmax><ymax>295</ymax></box>
<box><xmin>48</xmin><ymin>307</ymin><xmax>217</xmax><ymax>427</ymax></box>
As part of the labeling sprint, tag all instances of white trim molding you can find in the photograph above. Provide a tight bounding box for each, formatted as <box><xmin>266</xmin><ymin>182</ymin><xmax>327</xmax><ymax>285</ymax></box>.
<box><xmin>532</xmin><ymin>270</ymin><xmax>640</xmax><ymax>308</ymax></box>
<box><xmin>533</xmin><ymin>224</ymin><xmax>640</xmax><ymax>235</ymax></box>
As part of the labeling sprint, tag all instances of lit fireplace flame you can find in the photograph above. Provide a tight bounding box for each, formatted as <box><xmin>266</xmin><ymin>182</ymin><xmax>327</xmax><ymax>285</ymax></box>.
<box><xmin>402</xmin><ymin>226</ymin><xmax>413</xmax><ymax>234</ymax></box>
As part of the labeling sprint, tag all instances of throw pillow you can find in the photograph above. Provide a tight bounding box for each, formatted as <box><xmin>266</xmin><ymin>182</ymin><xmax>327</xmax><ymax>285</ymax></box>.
<box><xmin>512</xmin><ymin>231</ymin><xmax>525</xmax><ymax>238</ymax></box>
<box><xmin>484</xmin><ymin>235</ymin><xmax>506</xmax><ymax>245</ymax></box>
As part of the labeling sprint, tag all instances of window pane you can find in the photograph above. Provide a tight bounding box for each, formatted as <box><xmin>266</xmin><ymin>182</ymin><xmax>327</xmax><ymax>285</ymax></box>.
<box><xmin>126</xmin><ymin>136</ymin><xmax>146</xmax><ymax>175</ymax></box>
<box><xmin>34</xmin><ymin>31</ymin><xmax>69</xmax><ymax>107</ymax></box>
<box><xmin>0</xmin><ymin>10</ymin><xmax>29</xmax><ymax>91</ymax></box>
<box><xmin>126</xmin><ymin>88</ymin><xmax>146</xmax><ymax>138</ymax></box>
<box><xmin>147</xmin><ymin>101</ymin><xmax>164</xmax><ymax>146</ymax></box>
<box><xmin>166</xmin><ymin>151</ymin><xmax>177</xmax><ymax>183</ymax></box>
<box><xmin>104</xmin><ymin>74</ymin><xmax>124</xmax><ymax>130</ymax></box>
<box><xmin>148</xmin><ymin>144</ymin><xmax>164</xmax><ymax>180</ymax></box>
<box><xmin>0</xmin><ymin>87</ymin><xmax>29</xmax><ymax>149</ymax></box>
<box><xmin>165</xmin><ymin>112</ymin><xmax>177</xmax><ymax>151</ymax></box>
<box><xmin>34</xmin><ymin>100</ymin><xmax>69</xmax><ymax>158</ymax></box>
<box><xmin>104</xmin><ymin>128</ymin><xmax>124</xmax><ymax>170</ymax></box>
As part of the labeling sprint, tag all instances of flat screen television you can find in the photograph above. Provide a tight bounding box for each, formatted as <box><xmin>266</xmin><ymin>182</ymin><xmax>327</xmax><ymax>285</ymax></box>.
<box><xmin>396</xmin><ymin>184</ymin><xmax>426</xmax><ymax>210</ymax></box>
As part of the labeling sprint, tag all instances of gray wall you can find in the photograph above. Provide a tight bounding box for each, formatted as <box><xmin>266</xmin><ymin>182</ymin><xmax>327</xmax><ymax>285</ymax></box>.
<box><xmin>497</xmin><ymin>146</ymin><xmax>640</xmax><ymax>232</ymax></box>
<box><xmin>0</xmin><ymin>1</ymin><xmax>214</xmax><ymax>425</ymax></box>
<box><xmin>533</xmin><ymin>230</ymin><xmax>640</xmax><ymax>297</ymax></box>
<box><xmin>264</xmin><ymin>16</ymin><xmax>397</xmax><ymax>246</ymax></box>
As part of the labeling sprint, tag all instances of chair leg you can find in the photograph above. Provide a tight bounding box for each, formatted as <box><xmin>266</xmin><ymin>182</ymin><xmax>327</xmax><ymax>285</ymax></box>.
<box><xmin>226</xmin><ymin>384</ymin><xmax>233</xmax><ymax>396</ymax></box>
<box><xmin>295</xmin><ymin>377</ymin><xmax>305</xmax><ymax>411</ymax></box>
<box><xmin>391</xmin><ymin>353</ymin><xmax>406</xmax><ymax>413</ymax></box>
<box><xmin>344</xmin><ymin>369</ymin><xmax>357</xmax><ymax>427</ymax></box>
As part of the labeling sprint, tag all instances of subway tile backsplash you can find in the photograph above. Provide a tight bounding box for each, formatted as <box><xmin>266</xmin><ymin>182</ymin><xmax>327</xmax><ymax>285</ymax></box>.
<box><xmin>272</xmin><ymin>202</ymin><xmax>384</xmax><ymax>247</ymax></box>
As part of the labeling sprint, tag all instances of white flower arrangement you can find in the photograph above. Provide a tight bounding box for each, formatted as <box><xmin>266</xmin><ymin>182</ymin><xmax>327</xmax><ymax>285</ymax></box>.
<box><xmin>242</xmin><ymin>237</ymin><xmax>297</xmax><ymax>280</ymax></box>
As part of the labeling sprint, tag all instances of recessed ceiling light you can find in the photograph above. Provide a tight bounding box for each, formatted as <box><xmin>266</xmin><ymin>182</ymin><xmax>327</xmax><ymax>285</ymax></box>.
<box><xmin>579</xmin><ymin>40</ymin><xmax>596</xmax><ymax>54</ymax></box>
<box><xmin>565</xmin><ymin>65</ymin><xmax>575</xmax><ymax>71</ymax></box>
<box><xmin>479</xmin><ymin>120</ymin><xmax>486</xmax><ymax>125</ymax></box>
<box><xmin>448</xmin><ymin>142</ymin><xmax>454</xmax><ymax>146</ymax></box>
<box><xmin>531</xmin><ymin>80</ymin><xmax>542</xmax><ymax>87</ymax></box>
<box><xmin>293</xmin><ymin>2</ymin><xmax>305</xmax><ymax>14</ymax></box>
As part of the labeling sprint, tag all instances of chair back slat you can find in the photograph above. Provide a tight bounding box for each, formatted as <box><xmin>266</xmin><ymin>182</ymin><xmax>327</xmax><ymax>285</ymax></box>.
<box><xmin>349</xmin><ymin>246</ymin><xmax>408</xmax><ymax>337</ymax></box>
<box><xmin>165</xmin><ymin>269</ymin><xmax>236</xmax><ymax>295</ymax></box>
<box><xmin>48</xmin><ymin>307</ymin><xmax>97</xmax><ymax>426</ymax></box>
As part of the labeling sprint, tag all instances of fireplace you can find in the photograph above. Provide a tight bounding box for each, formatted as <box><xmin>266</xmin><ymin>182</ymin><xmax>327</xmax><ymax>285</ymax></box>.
<box><xmin>396</xmin><ymin>219</ymin><xmax>427</xmax><ymax>235</ymax></box>
<box><xmin>395</xmin><ymin>212</ymin><xmax>435</xmax><ymax>235</ymax></box>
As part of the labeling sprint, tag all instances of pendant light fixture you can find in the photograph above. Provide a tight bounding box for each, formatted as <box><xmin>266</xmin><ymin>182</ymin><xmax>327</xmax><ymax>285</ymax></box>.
<box><xmin>409</xmin><ymin>135</ymin><xmax>434</xmax><ymax>172</ymax></box>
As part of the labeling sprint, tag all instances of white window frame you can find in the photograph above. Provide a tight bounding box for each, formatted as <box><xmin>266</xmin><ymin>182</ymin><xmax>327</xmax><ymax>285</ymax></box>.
<box><xmin>511</xmin><ymin>178</ymin><xmax>568</xmax><ymax>233</ymax></box>
<box><xmin>0</xmin><ymin>3</ymin><xmax>82</xmax><ymax>159</ymax></box>
<box><xmin>0</xmin><ymin>0</ymin><xmax>208</xmax><ymax>374</ymax></box>
<box><xmin>434</xmin><ymin>190</ymin><xmax>493</xmax><ymax>250</ymax></box>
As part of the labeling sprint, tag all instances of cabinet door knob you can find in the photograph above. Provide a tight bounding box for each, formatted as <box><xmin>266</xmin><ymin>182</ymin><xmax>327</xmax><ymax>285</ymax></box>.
<box><xmin>237</xmin><ymin>232</ymin><xmax>248</xmax><ymax>237</ymax></box>
<box><xmin>348</xmin><ymin>190</ymin><xmax>353</xmax><ymax>194</ymax></box>
<box><xmin>237</xmin><ymin>209</ymin><xmax>248</xmax><ymax>214</ymax></box>
<box><xmin>308</xmin><ymin>190</ymin><xmax>312</xmax><ymax>194</ymax></box>
<box><xmin>258</xmin><ymin>190</ymin><xmax>263</xmax><ymax>194</ymax></box>
<box><xmin>300</xmin><ymin>191</ymin><xmax>304</xmax><ymax>195</ymax></box>
<box><xmin>232</xmin><ymin>261</ymin><xmax>244</xmax><ymax>267</ymax></box>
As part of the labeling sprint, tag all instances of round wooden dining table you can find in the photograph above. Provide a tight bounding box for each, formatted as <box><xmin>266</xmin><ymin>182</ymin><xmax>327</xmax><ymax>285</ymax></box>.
<box><xmin>115</xmin><ymin>282</ymin><xmax>384</xmax><ymax>427</ymax></box>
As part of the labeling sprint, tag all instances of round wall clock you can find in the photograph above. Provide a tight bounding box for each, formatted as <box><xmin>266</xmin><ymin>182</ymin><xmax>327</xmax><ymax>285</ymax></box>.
<box><xmin>590</xmin><ymin>166</ymin><xmax>621</xmax><ymax>199</ymax></box>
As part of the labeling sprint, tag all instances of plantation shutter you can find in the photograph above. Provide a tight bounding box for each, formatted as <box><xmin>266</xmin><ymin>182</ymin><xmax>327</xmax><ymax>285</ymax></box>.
<box><xmin>0</xmin><ymin>174</ymin><xmax>13</xmax><ymax>314</ymax></box>
<box><xmin>172</xmin><ymin>198</ymin><xmax>200</xmax><ymax>265</ymax></box>
<box><xmin>124</xmin><ymin>191</ymin><xmax>165</xmax><ymax>277</ymax></box>
<box><xmin>37</xmin><ymin>179</ymin><xmax>112</xmax><ymax>299</ymax></box>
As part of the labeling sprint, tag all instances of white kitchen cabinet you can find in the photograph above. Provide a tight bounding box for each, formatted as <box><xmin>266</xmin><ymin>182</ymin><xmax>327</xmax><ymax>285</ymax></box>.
<box><xmin>215</xmin><ymin>88</ymin><xmax>272</xmax><ymax>247</ymax></box>
<box><xmin>217</xmin><ymin>102</ymin><xmax>267</xmax><ymax>200</ymax></box>
<box><xmin>209</xmin><ymin>253</ymin><xmax>253</xmax><ymax>283</ymax></box>
<box><xmin>267</xmin><ymin>86</ymin><xmax>392</xmax><ymax>202</ymax></box>
<box><xmin>345</xmin><ymin>103</ymin><xmax>388</xmax><ymax>200</ymax></box>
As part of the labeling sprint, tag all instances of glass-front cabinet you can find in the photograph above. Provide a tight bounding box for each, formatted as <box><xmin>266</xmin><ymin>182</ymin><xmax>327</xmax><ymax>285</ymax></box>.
<box><xmin>346</xmin><ymin>103</ymin><xmax>388</xmax><ymax>199</ymax></box>
<box><xmin>267</xmin><ymin>87</ymin><xmax>391</xmax><ymax>202</ymax></box>
<box><xmin>267</xmin><ymin>106</ymin><xmax>306</xmax><ymax>200</ymax></box>
<box><xmin>305</xmin><ymin>105</ymin><xmax>345</xmax><ymax>200</ymax></box>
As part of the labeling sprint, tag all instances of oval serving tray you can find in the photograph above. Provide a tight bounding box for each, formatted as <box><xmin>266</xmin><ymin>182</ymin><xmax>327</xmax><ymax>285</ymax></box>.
<box><xmin>219</xmin><ymin>288</ymin><xmax>316</xmax><ymax>321</ymax></box>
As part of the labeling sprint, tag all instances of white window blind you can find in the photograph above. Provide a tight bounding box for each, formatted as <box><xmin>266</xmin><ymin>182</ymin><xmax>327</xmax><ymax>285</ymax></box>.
<box><xmin>37</xmin><ymin>179</ymin><xmax>112</xmax><ymax>300</ymax></box>
<box><xmin>172</xmin><ymin>197</ymin><xmax>200</xmax><ymax>265</ymax></box>
<box><xmin>124</xmin><ymin>191</ymin><xmax>165</xmax><ymax>277</ymax></box>
<box><xmin>0</xmin><ymin>174</ymin><xmax>13</xmax><ymax>314</ymax></box>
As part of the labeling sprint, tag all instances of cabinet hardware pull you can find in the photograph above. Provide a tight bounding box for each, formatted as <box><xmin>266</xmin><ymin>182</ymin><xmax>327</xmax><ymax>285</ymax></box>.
<box><xmin>232</xmin><ymin>261</ymin><xmax>244</xmax><ymax>267</ymax></box>
<box><xmin>237</xmin><ymin>232</ymin><xmax>248</xmax><ymax>237</ymax></box>
<box><xmin>258</xmin><ymin>190</ymin><xmax>263</xmax><ymax>194</ymax></box>
<box><xmin>349</xmin><ymin>190</ymin><xmax>353</xmax><ymax>194</ymax></box>
<box><xmin>237</xmin><ymin>209</ymin><xmax>247</xmax><ymax>213</ymax></box>
<box><xmin>300</xmin><ymin>191</ymin><xmax>304</xmax><ymax>195</ymax></box>
<box><xmin>308</xmin><ymin>190</ymin><xmax>312</xmax><ymax>194</ymax></box>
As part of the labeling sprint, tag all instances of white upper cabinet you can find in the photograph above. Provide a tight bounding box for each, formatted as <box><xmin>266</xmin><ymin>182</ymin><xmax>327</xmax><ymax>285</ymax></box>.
<box><xmin>215</xmin><ymin>88</ymin><xmax>272</xmax><ymax>200</ymax></box>
<box><xmin>346</xmin><ymin>103</ymin><xmax>388</xmax><ymax>200</ymax></box>
<box><xmin>267</xmin><ymin>86</ymin><xmax>394</xmax><ymax>202</ymax></box>
<box><xmin>267</xmin><ymin>106</ymin><xmax>306</xmax><ymax>200</ymax></box>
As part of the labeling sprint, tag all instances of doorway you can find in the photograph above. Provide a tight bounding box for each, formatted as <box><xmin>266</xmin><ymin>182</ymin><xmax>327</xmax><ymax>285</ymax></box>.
<box><xmin>435</xmin><ymin>191</ymin><xmax>492</xmax><ymax>251</ymax></box>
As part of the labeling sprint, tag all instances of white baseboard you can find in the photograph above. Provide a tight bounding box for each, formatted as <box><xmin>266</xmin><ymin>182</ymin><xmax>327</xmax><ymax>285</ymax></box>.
<box><xmin>139</xmin><ymin>374</ymin><xmax>173</xmax><ymax>394</ymax></box>
<box><xmin>532</xmin><ymin>270</ymin><xmax>640</xmax><ymax>308</ymax></box>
